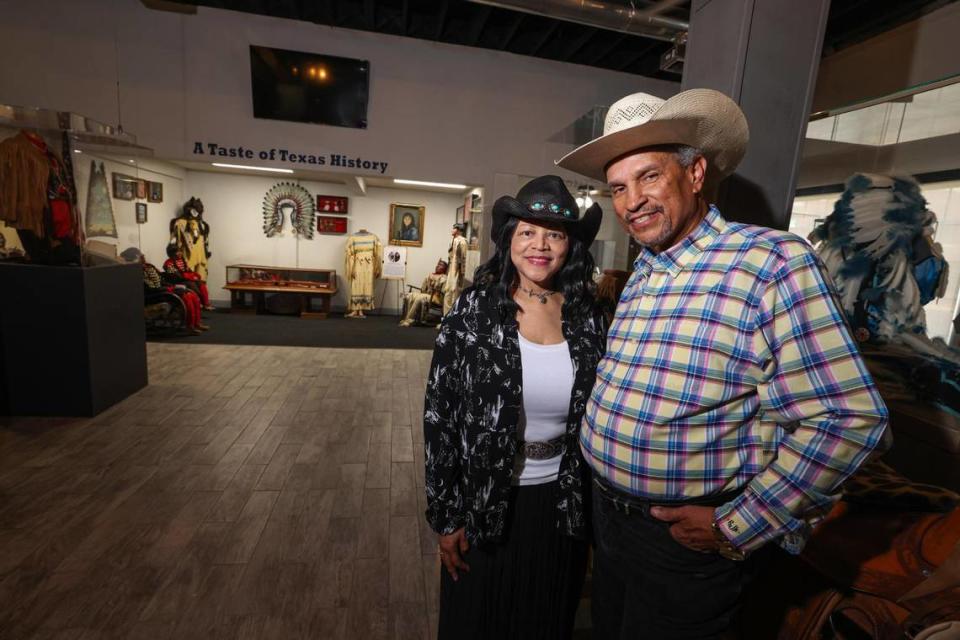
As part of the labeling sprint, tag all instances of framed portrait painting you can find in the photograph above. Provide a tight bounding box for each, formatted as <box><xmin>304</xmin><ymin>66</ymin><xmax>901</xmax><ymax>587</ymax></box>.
<box><xmin>388</xmin><ymin>203</ymin><xmax>425</xmax><ymax>247</ymax></box>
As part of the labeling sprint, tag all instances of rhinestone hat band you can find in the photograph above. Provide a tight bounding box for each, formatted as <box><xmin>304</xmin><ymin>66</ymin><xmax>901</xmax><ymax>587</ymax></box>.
<box><xmin>528</xmin><ymin>201</ymin><xmax>575</xmax><ymax>219</ymax></box>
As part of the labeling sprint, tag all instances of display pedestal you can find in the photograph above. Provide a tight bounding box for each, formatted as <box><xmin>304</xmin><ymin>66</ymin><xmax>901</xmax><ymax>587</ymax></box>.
<box><xmin>0</xmin><ymin>262</ymin><xmax>147</xmax><ymax>417</ymax></box>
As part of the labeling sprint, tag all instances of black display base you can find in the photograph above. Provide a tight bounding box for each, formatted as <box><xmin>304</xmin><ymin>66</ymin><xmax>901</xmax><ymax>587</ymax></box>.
<box><xmin>0</xmin><ymin>262</ymin><xmax>147</xmax><ymax>417</ymax></box>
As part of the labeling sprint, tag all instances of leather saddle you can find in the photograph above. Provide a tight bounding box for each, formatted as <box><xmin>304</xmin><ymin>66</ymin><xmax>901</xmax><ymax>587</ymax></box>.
<box><xmin>752</xmin><ymin>463</ymin><xmax>960</xmax><ymax>639</ymax></box>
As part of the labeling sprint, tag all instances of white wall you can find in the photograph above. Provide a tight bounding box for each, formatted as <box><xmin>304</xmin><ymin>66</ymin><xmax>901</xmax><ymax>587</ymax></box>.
<box><xmin>182</xmin><ymin>172</ymin><xmax>463</xmax><ymax>312</ymax></box>
<box><xmin>72</xmin><ymin>153</ymin><xmax>186</xmax><ymax>265</ymax></box>
<box><xmin>0</xmin><ymin>0</ymin><xmax>676</xmax><ymax>191</ymax></box>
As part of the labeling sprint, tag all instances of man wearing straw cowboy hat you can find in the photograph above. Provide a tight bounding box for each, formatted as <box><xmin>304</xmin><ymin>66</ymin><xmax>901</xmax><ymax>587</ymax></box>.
<box><xmin>557</xmin><ymin>88</ymin><xmax>889</xmax><ymax>637</ymax></box>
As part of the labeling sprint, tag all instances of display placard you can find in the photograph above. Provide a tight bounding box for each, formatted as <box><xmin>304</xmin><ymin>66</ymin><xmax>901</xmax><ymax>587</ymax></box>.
<box><xmin>382</xmin><ymin>247</ymin><xmax>406</xmax><ymax>280</ymax></box>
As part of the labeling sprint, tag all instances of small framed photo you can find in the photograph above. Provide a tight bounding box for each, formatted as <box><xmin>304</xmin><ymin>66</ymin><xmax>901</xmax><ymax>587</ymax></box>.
<box><xmin>136</xmin><ymin>179</ymin><xmax>147</xmax><ymax>200</ymax></box>
<box><xmin>112</xmin><ymin>173</ymin><xmax>136</xmax><ymax>200</ymax></box>
<box><xmin>317</xmin><ymin>195</ymin><xmax>348</xmax><ymax>214</ymax></box>
<box><xmin>147</xmin><ymin>181</ymin><xmax>163</xmax><ymax>203</ymax></box>
<box><xmin>135</xmin><ymin>202</ymin><xmax>147</xmax><ymax>224</ymax></box>
<box><xmin>456</xmin><ymin>205</ymin><xmax>465</xmax><ymax>225</ymax></box>
<box><xmin>317</xmin><ymin>215</ymin><xmax>348</xmax><ymax>234</ymax></box>
<box><xmin>389</xmin><ymin>203</ymin><xmax>425</xmax><ymax>248</ymax></box>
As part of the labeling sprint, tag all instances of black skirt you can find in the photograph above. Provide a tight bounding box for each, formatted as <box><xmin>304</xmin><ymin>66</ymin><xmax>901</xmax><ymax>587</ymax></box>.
<box><xmin>437</xmin><ymin>481</ymin><xmax>589</xmax><ymax>640</ymax></box>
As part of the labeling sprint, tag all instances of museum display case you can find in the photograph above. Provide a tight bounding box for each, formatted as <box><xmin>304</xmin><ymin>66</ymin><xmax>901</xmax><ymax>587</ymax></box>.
<box><xmin>224</xmin><ymin>264</ymin><xmax>338</xmax><ymax>317</ymax></box>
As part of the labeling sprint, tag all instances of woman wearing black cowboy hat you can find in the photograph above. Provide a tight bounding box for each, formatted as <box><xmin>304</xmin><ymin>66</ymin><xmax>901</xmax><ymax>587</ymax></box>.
<box><xmin>423</xmin><ymin>175</ymin><xmax>605</xmax><ymax>639</ymax></box>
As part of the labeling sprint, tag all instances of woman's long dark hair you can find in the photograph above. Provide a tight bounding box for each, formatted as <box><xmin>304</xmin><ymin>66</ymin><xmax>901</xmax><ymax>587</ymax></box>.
<box><xmin>473</xmin><ymin>216</ymin><xmax>597</xmax><ymax>322</ymax></box>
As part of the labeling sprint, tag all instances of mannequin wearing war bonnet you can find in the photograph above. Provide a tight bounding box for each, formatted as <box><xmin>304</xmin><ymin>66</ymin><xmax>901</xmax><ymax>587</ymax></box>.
<box><xmin>169</xmin><ymin>197</ymin><xmax>212</xmax><ymax>281</ymax></box>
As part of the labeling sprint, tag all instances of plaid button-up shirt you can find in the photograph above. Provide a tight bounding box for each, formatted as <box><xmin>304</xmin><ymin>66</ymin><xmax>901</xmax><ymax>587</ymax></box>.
<box><xmin>581</xmin><ymin>206</ymin><xmax>888</xmax><ymax>553</ymax></box>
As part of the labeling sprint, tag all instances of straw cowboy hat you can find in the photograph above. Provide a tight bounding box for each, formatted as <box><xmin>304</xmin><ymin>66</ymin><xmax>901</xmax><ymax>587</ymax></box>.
<box><xmin>556</xmin><ymin>88</ymin><xmax>749</xmax><ymax>183</ymax></box>
<box><xmin>491</xmin><ymin>175</ymin><xmax>602</xmax><ymax>245</ymax></box>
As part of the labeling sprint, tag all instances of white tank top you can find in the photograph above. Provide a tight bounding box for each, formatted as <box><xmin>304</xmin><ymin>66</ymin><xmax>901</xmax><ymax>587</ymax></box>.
<box><xmin>514</xmin><ymin>332</ymin><xmax>574</xmax><ymax>486</ymax></box>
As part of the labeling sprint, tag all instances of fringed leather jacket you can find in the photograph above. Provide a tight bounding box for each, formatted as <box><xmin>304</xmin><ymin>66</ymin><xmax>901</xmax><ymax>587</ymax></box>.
<box><xmin>423</xmin><ymin>286</ymin><xmax>606</xmax><ymax>545</ymax></box>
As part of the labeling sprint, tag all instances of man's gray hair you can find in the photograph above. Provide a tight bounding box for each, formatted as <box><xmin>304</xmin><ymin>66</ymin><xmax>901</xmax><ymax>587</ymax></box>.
<box><xmin>675</xmin><ymin>145</ymin><xmax>704</xmax><ymax>168</ymax></box>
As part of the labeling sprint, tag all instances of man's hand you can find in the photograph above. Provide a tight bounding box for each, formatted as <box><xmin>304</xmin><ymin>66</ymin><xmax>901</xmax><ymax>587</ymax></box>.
<box><xmin>649</xmin><ymin>505</ymin><xmax>718</xmax><ymax>552</ymax></box>
<box><xmin>438</xmin><ymin>527</ymin><xmax>471</xmax><ymax>581</ymax></box>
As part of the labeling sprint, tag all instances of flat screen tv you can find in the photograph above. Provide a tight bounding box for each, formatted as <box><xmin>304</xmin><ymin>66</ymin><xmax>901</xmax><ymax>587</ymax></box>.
<box><xmin>250</xmin><ymin>45</ymin><xmax>369</xmax><ymax>129</ymax></box>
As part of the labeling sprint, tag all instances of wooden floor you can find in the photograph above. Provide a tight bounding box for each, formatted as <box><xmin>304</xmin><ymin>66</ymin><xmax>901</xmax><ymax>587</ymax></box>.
<box><xmin>0</xmin><ymin>343</ymin><xmax>441</xmax><ymax>639</ymax></box>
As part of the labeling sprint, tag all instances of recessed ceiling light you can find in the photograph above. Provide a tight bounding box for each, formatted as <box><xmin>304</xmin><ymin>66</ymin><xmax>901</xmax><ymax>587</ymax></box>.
<box><xmin>394</xmin><ymin>179</ymin><xmax>467</xmax><ymax>189</ymax></box>
<box><xmin>211</xmin><ymin>163</ymin><xmax>294</xmax><ymax>174</ymax></box>
<box><xmin>73</xmin><ymin>149</ymin><xmax>82</xmax><ymax>153</ymax></box>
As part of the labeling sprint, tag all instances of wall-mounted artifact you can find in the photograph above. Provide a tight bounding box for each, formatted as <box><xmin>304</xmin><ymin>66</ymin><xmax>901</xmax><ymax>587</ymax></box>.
<box><xmin>388</xmin><ymin>203</ymin><xmax>425</xmax><ymax>248</ymax></box>
<box><xmin>147</xmin><ymin>181</ymin><xmax>163</xmax><ymax>203</ymax></box>
<box><xmin>112</xmin><ymin>172</ymin><xmax>136</xmax><ymax>200</ymax></box>
<box><xmin>135</xmin><ymin>202</ymin><xmax>147</xmax><ymax>224</ymax></box>
<box><xmin>262</xmin><ymin>182</ymin><xmax>315</xmax><ymax>239</ymax></box>
<box><xmin>86</xmin><ymin>161</ymin><xmax>118</xmax><ymax>237</ymax></box>
<box><xmin>317</xmin><ymin>215</ymin><xmax>348</xmax><ymax>235</ymax></box>
<box><xmin>317</xmin><ymin>194</ymin><xmax>348</xmax><ymax>214</ymax></box>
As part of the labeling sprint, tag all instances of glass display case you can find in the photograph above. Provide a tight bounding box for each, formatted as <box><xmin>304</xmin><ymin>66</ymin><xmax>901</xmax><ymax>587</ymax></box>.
<box><xmin>224</xmin><ymin>264</ymin><xmax>337</xmax><ymax>318</ymax></box>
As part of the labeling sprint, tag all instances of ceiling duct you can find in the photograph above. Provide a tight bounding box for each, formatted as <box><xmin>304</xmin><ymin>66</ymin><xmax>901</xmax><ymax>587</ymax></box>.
<box><xmin>467</xmin><ymin>0</ymin><xmax>689</xmax><ymax>42</ymax></box>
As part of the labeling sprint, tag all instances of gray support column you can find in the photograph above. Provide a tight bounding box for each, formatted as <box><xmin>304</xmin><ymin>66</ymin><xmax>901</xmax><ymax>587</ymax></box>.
<box><xmin>681</xmin><ymin>0</ymin><xmax>830</xmax><ymax>229</ymax></box>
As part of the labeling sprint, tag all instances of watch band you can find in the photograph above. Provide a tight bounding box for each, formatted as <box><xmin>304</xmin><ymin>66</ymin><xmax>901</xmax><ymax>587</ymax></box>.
<box><xmin>711</xmin><ymin>521</ymin><xmax>747</xmax><ymax>561</ymax></box>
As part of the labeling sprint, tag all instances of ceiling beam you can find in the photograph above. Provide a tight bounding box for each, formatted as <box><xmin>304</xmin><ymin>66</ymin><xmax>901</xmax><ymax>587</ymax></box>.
<box><xmin>467</xmin><ymin>5</ymin><xmax>492</xmax><ymax>46</ymax></box>
<box><xmin>364</xmin><ymin>0</ymin><xmax>375</xmax><ymax>29</ymax></box>
<box><xmin>434</xmin><ymin>0</ymin><xmax>449</xmax><ymax>39</ymax></box>
<box><xmin>585</xmin><ymin>32</ymin><xmax>628</xmax><ymax>66</ymax></box>
<box><xmin>529</xmin><ymin>20</ymin><xmax>560</xmax><ymax>56</ymax></box>
<box><xmin>561</xmin><ymin>27</ymin><xmax>598</xmax><ymax>61</ymax></box>
<box><xmin>614</xmin><ymin>41</ymin><xmax>661</xmax><ymax>72</ymax></box>
<box><xmin>501</xmin><ymin>12</ymin><xmax>525</xmax><ymax>49</ymax></box>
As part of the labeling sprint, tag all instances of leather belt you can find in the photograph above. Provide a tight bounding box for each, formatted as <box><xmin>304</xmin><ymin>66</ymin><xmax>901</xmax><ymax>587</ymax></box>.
<box><xmin>593</xmin><ymin>476</ymin><xmax>741</xmax><ymax>517</ymax></box>
<box><xmin>520</xmin><ymin>435</ymin><xmax>565</xmax><ymax>460</ymax></box>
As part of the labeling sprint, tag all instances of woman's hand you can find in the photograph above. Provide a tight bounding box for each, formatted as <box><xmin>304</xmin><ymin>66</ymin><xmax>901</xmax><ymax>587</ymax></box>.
<box><xmin>438</xmin><ymin>528</ymin><xmax>470</xmax><ymax>581</ymax></box>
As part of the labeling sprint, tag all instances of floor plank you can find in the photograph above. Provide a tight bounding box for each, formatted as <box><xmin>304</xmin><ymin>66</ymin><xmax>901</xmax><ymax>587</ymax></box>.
<box><xmin>0</xmin><ymin>344</ymin><xmax>442</xmax><ymax>640</ymax></box>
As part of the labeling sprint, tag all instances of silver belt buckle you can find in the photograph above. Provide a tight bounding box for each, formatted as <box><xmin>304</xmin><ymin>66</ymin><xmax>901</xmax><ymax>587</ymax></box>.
<box><xmin>522</xmin><ymin>440</ymin><xmax>562</xmax><ymax>460</ymax></box>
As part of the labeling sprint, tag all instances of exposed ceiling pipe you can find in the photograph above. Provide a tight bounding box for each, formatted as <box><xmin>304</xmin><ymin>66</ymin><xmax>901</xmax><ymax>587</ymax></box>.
<box><xmin>467</xmin><ymin>0</ymin><xmax>689</xmax><ymax>42</ymax></box>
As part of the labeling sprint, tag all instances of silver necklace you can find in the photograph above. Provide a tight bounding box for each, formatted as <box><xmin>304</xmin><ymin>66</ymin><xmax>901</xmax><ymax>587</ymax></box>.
<box><xmin>519</xmin><ymin>285</ymin><xmax>558</xmax><ymax>304</ymax></box>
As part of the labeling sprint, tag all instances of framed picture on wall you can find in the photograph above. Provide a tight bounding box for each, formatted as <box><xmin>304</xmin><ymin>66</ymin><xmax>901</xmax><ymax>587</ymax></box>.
<box><xmin>317</xmin><ymin>215</ymin><xmax>348</xmax><ymax>234</ymax></box>
<box><xmin>136</xmin><ymin>179</ymin><xmax>147</xmax><ymax>200</ymax></box>
<box><xmin>388</xmin><ymin>203</ymin><xmax>425</xmax><ymax>248</ymax></box>
<box><xmin>317</xmin><ymin>195</ymin><xmax>348</xmax><ymax>214</ymax></box>
<box><xmin>135</xmin><ymin>202</ymin><xmax>147</xmax><ymax>224</ymax></box>
<box><xmin>456</xmin><ymin>205</ymin><xmax>464</xmax><ymax>225</ymax></box>
<box><xmin>147</xmin><ymin>181</ymin><xmax>163</xmax><ymax>203</ymax></box>
<box><xmin>112</xmin><ymin>173</ymin><xmax>136</xmax><ymax>200</ymax></box>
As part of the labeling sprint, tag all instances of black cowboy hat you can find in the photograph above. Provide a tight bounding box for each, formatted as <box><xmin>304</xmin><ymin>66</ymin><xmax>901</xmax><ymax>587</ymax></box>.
<box><xmin>491</xmin><ymin>175</ymin><xmax>601</xmax><ymax>245</ymax></box>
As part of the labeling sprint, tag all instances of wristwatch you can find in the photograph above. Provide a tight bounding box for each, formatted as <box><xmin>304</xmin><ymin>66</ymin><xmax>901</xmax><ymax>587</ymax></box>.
<box><xmin>711</xmin><ymin>521</ymin><xmax>747</xmax><ymax>561</ymax></box>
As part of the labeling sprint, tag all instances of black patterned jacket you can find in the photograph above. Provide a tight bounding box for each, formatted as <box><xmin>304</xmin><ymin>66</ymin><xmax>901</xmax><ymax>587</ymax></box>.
<box><xmin>423</xmin><ymin>286</ymin><xmax>606</xmax><ymax>545</ymax></box>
